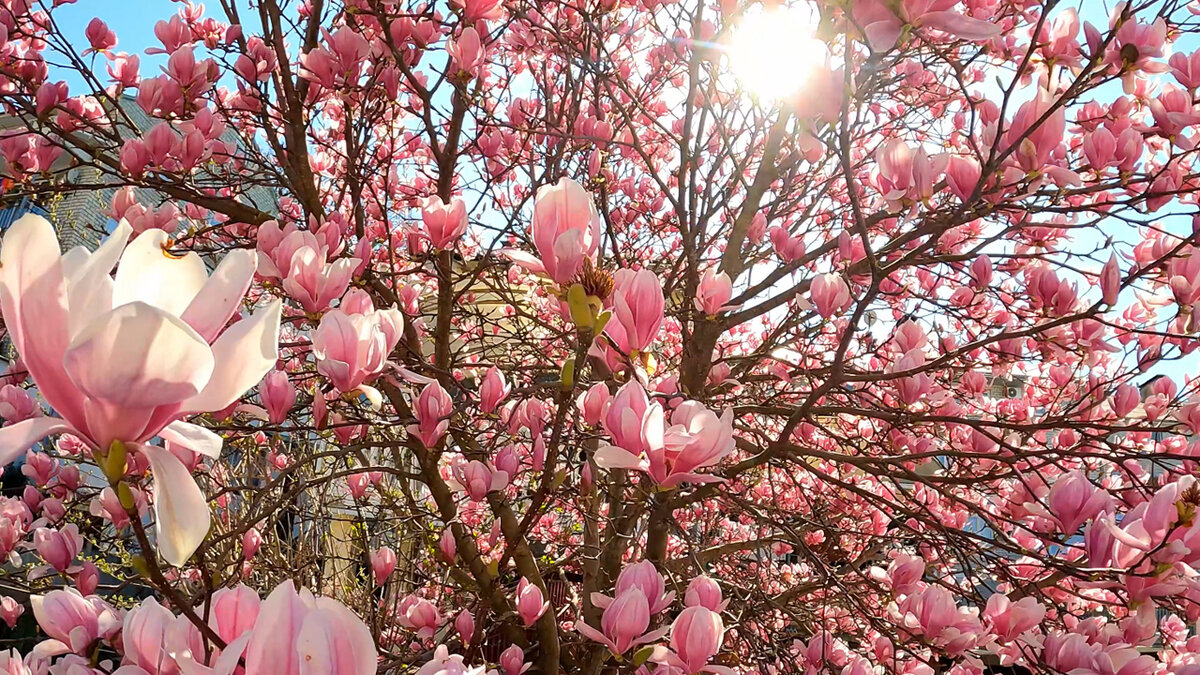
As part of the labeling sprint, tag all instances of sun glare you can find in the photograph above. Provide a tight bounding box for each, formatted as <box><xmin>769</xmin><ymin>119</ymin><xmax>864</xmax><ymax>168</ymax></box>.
<box><xmin>727</xmin><ymin>4</ymin><xmax>827</xmax><ymax>102</ymax></box>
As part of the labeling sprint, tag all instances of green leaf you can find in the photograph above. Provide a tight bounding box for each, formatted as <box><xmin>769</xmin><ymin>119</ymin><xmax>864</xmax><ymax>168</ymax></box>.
<box><xmin>633</xmin><ymin>646</ymin><xmax>656</xmax><ymax>667</ymax></box>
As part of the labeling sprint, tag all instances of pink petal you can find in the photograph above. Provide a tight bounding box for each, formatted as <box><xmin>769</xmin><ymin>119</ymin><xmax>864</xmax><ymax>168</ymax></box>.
<box><xmin>499</xmin><ymin>249</ymin><xmax>547</xmax><ymax>275</ymax></box>
<box><xmin>576</xmin><ymin>621</ymin><xmax>619</xmax><ymax>654</ymax></box>
<box><xmin>295</xmin><ymin>597</ymin><xmax>377</xmax><ymax>675</ymax></box>
<box><xmin>0</xmin><ymin>215</ymin><xmax>84</xmax><ymax>427</ymax></box>
<box><xmin>181</xmin><ymin>249</ymin><xmax>256</xmax><ymax>342</ymax></box>
<box><xmin>244</xmin><ymin>580</ymin><xmax>310</xmax><ymax>675</ymax></box>
<box><xmin>64</xmin><ymin>219</ymin><xmax>131</xmax><ymax>342</ymax></box>
<box><xmin>184</xmin><ymin>301</ymin><xmax>281</xmax><ymax>414</ymax></box>
<box><xmin>0</xmin><ymin>417</ymin><xmax>72</xmax><ymax>465</ymax></box>
<box><xmin>864</xmin><ymin>20</ymin><xmax>903</xmax><ymax>51</ymax></box>
<box><xmin>920</xmin><ymin>11</ymin><xmax>1002</xmax><ymax>41</ymax></box>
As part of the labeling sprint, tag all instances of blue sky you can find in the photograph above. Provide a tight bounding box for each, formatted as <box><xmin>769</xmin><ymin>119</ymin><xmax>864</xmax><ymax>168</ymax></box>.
<box><xmin>40</xmin><ymin>0</ymin><xmax>1200</xmax><ymax>389</ymax></box>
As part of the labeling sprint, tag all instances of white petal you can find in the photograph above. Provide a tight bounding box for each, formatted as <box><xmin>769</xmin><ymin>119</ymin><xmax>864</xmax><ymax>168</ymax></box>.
<box><xmin>161</xmin><ymin>421</ymin><xmax>223</xmax><ymax>459</ymax></box>
<box><xmin>141</xmin><ymin>443</ymin><xmax>210</xmax><ymax>567</ymax></box>
<box><xmin>113</xmin><ymin>230</ymin><xmax>208</xmax><ymax>316</ymax></box>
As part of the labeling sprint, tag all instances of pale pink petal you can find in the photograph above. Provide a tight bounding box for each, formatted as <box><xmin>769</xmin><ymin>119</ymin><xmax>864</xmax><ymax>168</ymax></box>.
<box><xmin>64</xmin><ymin>219</ymin><xmax>132</xmax><ymax>341</ymax></box>
<box><xmin>0</xmin><ymin>417</ymin><xmax>72</xmax><ymax>465</ymax></box>
<box><xmin>499</xmin><ymin>249</ymin><xmax>547</xmax><ymax>275</ymax></box>
<box><xmin>141</xmin><ymin>443</ymin><xmax>211</xmax><ymax>567</ymax></box>
<box><xmin>183</xmin><ymin>301</ymin><xmax>282</xmax><ymax>414</ymax></box>
<box><xmin>181</xmin><ymin>249</ymin><xmax>256</xmax><ymax>342</ymax></box>
<box><xmin>593</xmin><ymin>444</ymin><xmax>644</xmax><ymax>470</ymax></box>
<box><xmin>244</xmin><ymin>580</ymin><xmax>309</xmax><ymax>675</ymax></box>
<box><xmin>296</xmin><ymin>597</ymin><xmax>377</xmax><ymax>675</ymax></box>
<box><xmin>63</xmin><ymin>302</ymin><xmax>215</xmax><ymax>410</ymax></box>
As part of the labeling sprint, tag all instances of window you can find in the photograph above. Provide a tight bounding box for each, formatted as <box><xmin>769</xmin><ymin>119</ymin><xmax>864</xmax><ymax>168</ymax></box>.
<box><xmin>0</xmin><ymin>195</ymin><xmax>48</xmax><ymax>231</ymax></box>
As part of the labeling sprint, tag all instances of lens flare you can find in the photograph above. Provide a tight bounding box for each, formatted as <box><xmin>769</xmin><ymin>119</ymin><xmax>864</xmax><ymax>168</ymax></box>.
<box><xmin>727</xmin><ymin>4</ymin><xmax>828</xmax><ymax>101</ymax></box>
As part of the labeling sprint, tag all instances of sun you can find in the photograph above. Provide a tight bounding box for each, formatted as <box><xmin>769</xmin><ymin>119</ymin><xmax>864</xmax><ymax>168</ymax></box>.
<box><xmin>726</xmin><ymin>3</ymin><xmax>828</xmax><ymax>102</ymax></box>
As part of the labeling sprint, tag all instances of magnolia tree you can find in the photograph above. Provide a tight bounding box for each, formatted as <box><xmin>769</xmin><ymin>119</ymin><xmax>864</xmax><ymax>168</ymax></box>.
<box><xmin>7</xmin><ymin>0</ymin><xmax>1200</xmax><ymax>672</ymax></box>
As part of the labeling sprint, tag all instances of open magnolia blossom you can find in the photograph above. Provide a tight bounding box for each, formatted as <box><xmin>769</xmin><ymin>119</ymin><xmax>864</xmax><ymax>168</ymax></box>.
<box><xmin>0</xmin><ymin>215</ymin><xmax>281</xmax><ymax>566</ymax></box>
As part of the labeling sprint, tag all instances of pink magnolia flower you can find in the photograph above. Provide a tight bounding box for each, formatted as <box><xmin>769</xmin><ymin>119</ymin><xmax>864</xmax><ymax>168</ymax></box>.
<box><xmin>439</xmin><ymin>529</ymin><xmax>457</xmax><ymax>562</ymax></box>
<box><xmin>451</xmin><ymin>0</ymin><xmax>505</xmax><ymax>22</ymax></box>
<box><xmin>500</xmin><ymin>645</ymin><xmax>528</xmax><ymax>675</ymax></box>
<box><xmin>892</xmin><ymin>586</ymin><xmax>982</xmax><ymax>656</ymax></box>
<box><xmin>515</xmin><ymin>577</ymin><xmax>549</xmax><ymax>627</ymax></box>
<box><xmin>84</xmin><ymin>18</ymin><xmax>117</xmax><ymax>54</ymax></box>
<box><xmin>873</xmin><ymin>139</ymin><xmax>946</xmax><ymax>207</ymax></box>
<box><xmin>447</xmin><ymin>27</ymin><xmax>486</xmax><ymax>79</ymax></box>
<box><xmin>769</xmin><ymin>226</ymin><xmax>805</xmax><ymax>263</ymax></box>
<box><xmin>371</xmin><ymin>546</ymin><xmax>397</xmax><ymax>586</ymax></box>
<box><xmin>655</xmin><ymin>606</ymin><xmax>726</xmax><ymax>674</ymax></box>
<box><xmin>945</xmin><ymin>155</ymin><xmax>982</xmax><ymax>201</ymax></box>
<box><xmin>694</xmin><ymin>269</ymin><xmax>734</xmax><ymax>316</ymax></box>
<box><xmin>0</xmin><ymin>385</ymin><xmax>40</xmax><ymax>424</ymax></box>
<box><xmin>810</xmin><ymin>274</ymin><xmax>852</xmax><ymax>318</ymax></box>
<box><xmin>1101</xmin><ymin>252</ymin><xmax>1121</xmax><ymax>306</ymax></box>
<box><xmin>509</xmin><ymin>177</ymin><xmax>601</xmax><ymax>285</ymax></box>
<box><xmin>242</xmin><ymin>527</ymin><xmax>262</xmax><ymax>561</ymax></box>
<box><xmin>281</xmin><ymin>246</ymin><xmax>356</xmax><ymax>313</ymax></box>
<box><xmin>599</xmin><ymin>381</ymin><xmax>663</xmax><ymax>458</ymax></box>
<box><xmin>593</xmin><ymin>561</ymin><xmax>676</xmax><ymax>614</ymax></box>
<box><xmin>479</xmin><ymin>366</ymin><xmax>510</xmax><ymax>414</ymax></box>
<box><xmin>397</xmin><ymin>595</ymin><xmax>442</xmax><ymax>639</ymax></box>
<box><xmin>421</xmin><ymin>196</ymin><xmax>469</xmax><ymax>250</ymax></box>
<box><xmin>415</xmin><ymin>646</ymin><xmax>478</xmax><ymax>675</ymax></box>
<box><xmin>0</xmin><ymin>216</ymin><xmax>281</xmax><ymax>567</ymax></box>
<box><xmin>450</xmin><ymin>459</ymin><xmax>509</xmax><ymax>502</ymax></box>
<box><xmin>684</xmin><ymin>576</ymin><xmax>728</xmax><ymax>612</ymax></box>
<box><xmin>983</xmin><ymin>594</ymin><xmax>1045</xmax><ymax>642</ymax></box>
<box><xmin>207</xmin><ymin>584</ymin><xmax>261</xmax><ymax>646</ymax></box>
<box><xmin>852</xmin><ymin>0</ymin><xmax>1000</xmax><ymax>52</ymax></box>
<box><xmin>454</xmin><ymin>609</ymin><xmax>475</xmax><ymax>645</ymax></box>
<box><xmin>577</xmin><ymin>587</ymin><xmax>666</xmax><ymax>655</ymax></box>
<box><xmin>260</xmin><ymin>370</ymin><xmax>296</xmax><ymax>425</ymax></box>
<box><xmin>0</xmin><ymin>597</ymin><xmax>22</xmax><ymax>629</ymax></box>
<box><xmin>409</xmin><ymin>382</ymin><xmax>453</xmax><ymax>448</ymax></box>
<box><xmin>611</xmin><ymin>269</ymin><xmax>664</xmax><ymax>353</ymax></box>
<box><xmin>650</xmin><ymin>401</ymin><xmax>735</xmax><ymax>488</ymax></box>
<box><xmin>30</xmin><ymin>588</ymin><xmax>119</xmax><ymax>656</ymax></box>
<box><xmin>577</xmin><ymin>382</ymin><xmax>610</xmax><ymax>426</ymax></box>
<box><xmin>242</xmin><ymin>580</ymin><xmax>377</xmax><ymax>675</ymax></box>
<box><xmin>34</xmin><ymin>524</ymin><xmax>82</xmax><ymax>572</ymax></box>
<box><xmin>122</xmin><ymin>596</ymin><xmax>181</xmax><ymax>675</ymax></box>
<box><xmin>311</xmin><ymin>299</ymin><xmax>403</xmax><ymax>400</ymax></box>
<box><xmin>75</xmin><ymin>562</ymin><xmax>98</xmax><ymax>596</ymax></box>
<box><xmin>1111</xmin><ymin>383</ymin><xmax>1140</xmax><ymax>418</ymax></box>
<box><xmin>1046</xmin><ymin>470</ymin><xmax>1111</xmax><ymax>535</ymax></box>
<box><xmin>346</xmin><ymin>473</ymin><xmax>370</xmax><ymax>499</ymax></box>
